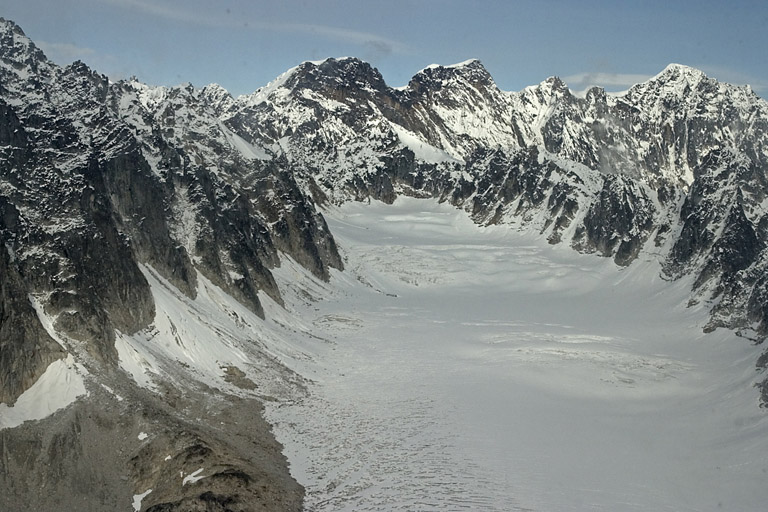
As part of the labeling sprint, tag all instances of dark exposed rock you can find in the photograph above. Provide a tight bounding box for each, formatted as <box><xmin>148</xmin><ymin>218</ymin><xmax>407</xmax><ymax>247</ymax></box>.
<box><xmin>0</xmin><ymin>18</ymin><xmax>338</xmax><ymax>509</ymax></box>
<box><xmin>576</xmin><ymin>175</ymin><xmax>656</xmax><ymax>265</ymax></box>
<box><xmin>98</xmin><ymin>150</ymin><xmax>197</xmax><ymax>299</ymax></box>
<box><xmin>0</xmin><ymin>380</ymin><xmax>303</xmax><ymax>512</ymax></box>
<box><xmin>0</xmin><ymin>15</ymin><xmax>344</xmax><ymax>373</ymax></box>
<box><xmin>0</xmin><ymin>239</ymin><xmax>65</xmax><ymax>404</ymax></box>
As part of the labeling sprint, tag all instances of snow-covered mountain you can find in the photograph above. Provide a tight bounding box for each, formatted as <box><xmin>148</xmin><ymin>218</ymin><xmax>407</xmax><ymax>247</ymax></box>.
<box><xmin>214</xmin><ymin>53</ymin><xmax>768</xmax><ymax>343</ymax></box>
<box><xmin>2</xmin><ymin>16</ymin><xmax>768</xmax><ymax>511</ymax></box>
<box><xmin>0</xmin><ymin>18</ymin><xmax>333</xmax><ymax>511</ymax></box>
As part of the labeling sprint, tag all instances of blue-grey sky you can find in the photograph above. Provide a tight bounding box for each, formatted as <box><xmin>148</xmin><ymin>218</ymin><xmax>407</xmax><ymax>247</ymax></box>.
<box><xmin>2</xmin><ymin>0</ymin><xmax>767</xmax><ymax>97</ymax></box>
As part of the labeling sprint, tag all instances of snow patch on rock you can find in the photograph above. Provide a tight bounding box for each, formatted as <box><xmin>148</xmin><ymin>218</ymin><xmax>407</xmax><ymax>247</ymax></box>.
<box><xmin>0</xmin><ymin>354</ymin><xmax>87</xmax><ymax>429</ymax></box>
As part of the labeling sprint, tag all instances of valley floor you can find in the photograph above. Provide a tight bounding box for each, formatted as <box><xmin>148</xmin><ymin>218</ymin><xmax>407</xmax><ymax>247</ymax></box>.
<box><xmin>264</xmin><ymin>197</ymin><xmax>768</xmax><ymax>511</ymax></box>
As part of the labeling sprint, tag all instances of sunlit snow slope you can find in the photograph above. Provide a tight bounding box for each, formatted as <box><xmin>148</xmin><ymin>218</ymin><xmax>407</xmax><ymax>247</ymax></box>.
<box><xmin>266</xmin><ymin>198</ymin><xmax>768</xmax><ymax>512</ymax></box>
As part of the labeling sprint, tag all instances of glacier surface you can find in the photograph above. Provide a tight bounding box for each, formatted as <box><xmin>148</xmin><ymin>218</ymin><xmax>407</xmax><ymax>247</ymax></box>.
<box><xmin>264</xmin><ymin>197</ymin><xmax>768</xmax><ymax>511</ymax></box>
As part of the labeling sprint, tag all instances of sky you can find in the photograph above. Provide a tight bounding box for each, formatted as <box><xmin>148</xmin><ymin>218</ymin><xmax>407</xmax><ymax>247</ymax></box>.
<box><xmin>2</xmin><ymin>0</ymin><xmax>767</xmax><ymax>97</ymax></box>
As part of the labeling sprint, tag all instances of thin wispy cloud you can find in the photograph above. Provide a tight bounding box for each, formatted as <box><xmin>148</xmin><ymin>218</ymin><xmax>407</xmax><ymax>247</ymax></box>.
<box><xmin>36</xmin><ymin>38</ymin><xmax>127</xmax><ymax>82</ymax></box>
<box><xmin>97</xmin><ymin>0</ymin><xmax>223</xmax><ymax>26</ymax></box>
<box><xmin>699</xmin><ymin>66</ymin><xmax>768</xmax><ymax>94</ymax></box>
<box><xmin>274</xmin><ymin>22</ymin><xmax>407</xmax><ymax>55</ymax></box>
<box><xmin>564</xmin><ymin>67</ymin><xmax>768</xmax><ymax>96</ymax></box>
<box><xmin>97</xmin><ymin>0</ymin><xmax>408</xmax><ymax>54</ymax></box>
<box><xmin>36</xmin><ymin>40</ymin><xmax>96</xmax><ymax>64</ymax></box>
<box><xmin>562</xmin><ymin>71</ymin><xmax>653</xmax><ymax>92</ymax></box>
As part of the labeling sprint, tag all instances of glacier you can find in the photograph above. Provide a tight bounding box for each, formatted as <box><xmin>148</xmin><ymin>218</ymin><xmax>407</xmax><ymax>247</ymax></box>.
<box><xmin>264</xmin><ymin>197</ymin><xmax>768</xmax><ymax>511</ymax></box>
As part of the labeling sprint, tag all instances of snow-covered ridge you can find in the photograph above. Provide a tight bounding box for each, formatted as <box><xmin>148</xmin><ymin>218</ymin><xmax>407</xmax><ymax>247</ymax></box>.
<box><xmin>651</xmin><ymin>62</ymin><xmax>709</xmax><ymax>83</ymax></box>
<box><xmin>216</xmin><ymin>51</ymin><xmax>768</xmax><ymax>194</ymax></box>
<box><xmin>237</xmin><ymin>64</ymin><xmax>300</xmax><ymax>108</ymax></box>
<box><xmin>422</xmin><ymin>58</ymin><xmax>483</xmax><ymax>71</ymax></box>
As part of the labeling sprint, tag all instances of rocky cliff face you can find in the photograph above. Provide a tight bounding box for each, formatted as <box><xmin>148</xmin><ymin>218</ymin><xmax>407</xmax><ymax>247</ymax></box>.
<box><xmin>0</xmin><ymin>18</ymin><xmax>342</xmax><ymax>396</ymax></box>
<box><xmin>0</xmin><ymin>18</ymin><xmax>337</xmax><ymax>511</ymax></box>
<box><xmin>3</xmin><ymin>14</ymin><xmax>768</xmax><ymax>511</ymax></box>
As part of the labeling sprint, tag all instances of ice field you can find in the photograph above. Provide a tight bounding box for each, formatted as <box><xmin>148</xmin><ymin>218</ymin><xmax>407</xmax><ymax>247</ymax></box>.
<box><xmin>264</xmin><ymin>197</ymin><xmax>768</xmax><ymax>511</ymax></box>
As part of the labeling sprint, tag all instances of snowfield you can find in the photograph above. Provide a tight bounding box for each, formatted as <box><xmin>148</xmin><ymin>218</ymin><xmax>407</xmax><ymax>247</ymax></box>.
<box><xmin>265</xmin><ymin>197</ymin><xmax>768</xmax><ymax>512</ymax></box>
<box><xmin>0</xmin><ymin>353</ymin><xmax>87</xmax><ymax>430</ymax></box>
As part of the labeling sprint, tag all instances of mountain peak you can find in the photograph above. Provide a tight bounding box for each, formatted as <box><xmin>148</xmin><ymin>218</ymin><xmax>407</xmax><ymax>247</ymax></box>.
<box><xmin>0</xmin><ymin>16</ymin><xmax>47</xmax><ymax>65</ymax></box>
<box><xmin>522</xmin><ymin>75</ymin><xmax>572</xmax><ymax>99</ymax></box>
<box><xmin>0</xmin><ymin>18</ymin><xmax>52</xmax><ymax>91</ymax></box>
<box><xmin>408</xmin><ymin>59</ymin><xmax>494</xmax><ymax>94</ymax></box>
<box><xmin>201</xmin><ymin>82</ymin><xmax>232</xmax><ymax>98</ymax></box>
<box><xmin>283</xmin><ymin>57</ymin><xmax>387</xmax><ymax>93</ymax></box>
<box><xmin>544</xmin><ymin>75</ymin><xmax>569</xmax><ymax>90</ymax></box>
<box><xmin>416</xmin><ymin>58</ymin><xmax>489</xmax><ymax>79</ymax></box>
<box><xmin>237</xmin><ymin>56</ymin><xmax>388</xmax><ymax>109</ymax></box>
<box><xmin>201</xmin><ymin>83</ymin><xmax>236</xmax><ymax>116</ymax></box>
<box><xmin>428</xmin><ymin>58</ymin><xmax>483</xmax><ymax>70</ymax></box>
<box><xmin>303</xmin><ymin>56</ymin><xmax>359</xmax><ymax>67</ymax></box>
<box><xmin>654</xmin><ymin>63</ymin><xmax>708</xmax><ymax>83</ymax></box>
<box><xmin>0</xmin><ymin>16</ymin><xmax>24</xmax><ymax>35</ymax></box>
<box><xmin>624</xmin><ymin>63</ymin><xmax>724</xmax><ymax>103</ymax></box>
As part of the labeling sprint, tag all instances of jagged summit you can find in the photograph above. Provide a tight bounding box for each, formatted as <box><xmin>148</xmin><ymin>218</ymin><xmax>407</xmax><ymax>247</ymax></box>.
<box><xmin>0</xmin><ymin>16</ymin><xmax>25</xmax><ymax>36</ymax></box>
<box><xmin>524</xmin><ymin>75</ymin><xmax>573</xmax><ymax>98</ymax></box>
<box><xmin>0</xmin><ymin>16</ymin><xmax>49</xmax><ymax>75</ymax></box>
<box><xmin>0</xmin><ymin>17</ymin><xmax>42</xmax><ymax>62</ymax></box>
<box><xmin>419</xmin><ymin>58</ymin><xmax>486</xmax><ymax>74</ymax></box>
<box><xmin>446</xmin><ymin>58</ymin><xmax>483</xmax><ymax>68</ymax></box>
<box><xmin>275</xmin><ymin>57</ymin><xmax>385</xmax><ymax>92</ymax></box>
<box><xmin>622</xmin><ymin>63</ymin><xmax>764</xmax><ymax>106</ymax></box>
<box><xmin>625</xmin><ymin>62</ymin><xmax>713</xmax><ymax>98</ymax></box>
<box><xmin>291</xmin><ymin>56</ymin><xmax>388</xmax><ymax>92</ymax></box>
<box><xmin>199</xmin><ymin>82</ymin><xmax>236</xmax><ymax>116</ymax></box>
<box><xmin>654</xmin><ymin>62</ymin><xmax>709</xmax><ymax>81</ymax></box>
<box><xmin>235</xmin><ymin>56</ymin><xmax>387</xmax><ymax>110</ymax></box>
<box><xmin>408</xmin><ymin>58</ymin><xmax>495</xmax><ymax>91</ymax></box>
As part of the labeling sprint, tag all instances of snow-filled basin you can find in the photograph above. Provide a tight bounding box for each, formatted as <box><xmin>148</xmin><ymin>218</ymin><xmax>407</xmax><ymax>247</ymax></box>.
<box><xmin>265</xmin><ymin>197</ymin><xmax>768</xmax><ymax>512</ymax></box>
